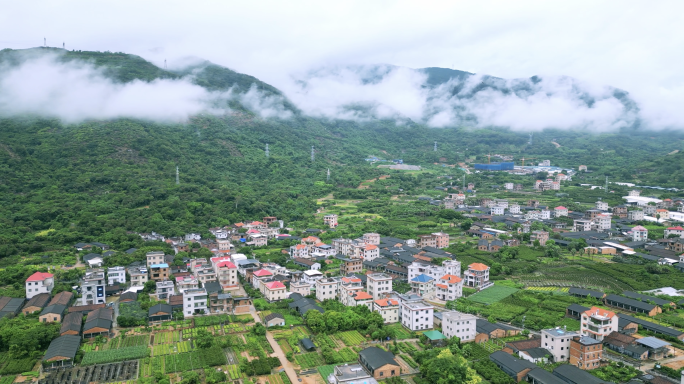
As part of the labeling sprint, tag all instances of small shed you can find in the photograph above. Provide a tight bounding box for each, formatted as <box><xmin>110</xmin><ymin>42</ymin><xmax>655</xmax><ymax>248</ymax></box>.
<box><xmin>422</xmin><ymin>330</ymin><xmax>447</xmax><ymax>346</ymax></box>
<box><xmin>264</xmin><ymin>312</ymin><xmax>285</xmax><ymax>327</ymax></box>
<box><xmin>148</xmin><ymin>303</ymin><xmax>172</xmax><ymax>323</ymax></box>
<box><xmin>119</xmin><ymin>291</ymin><xmax>138</xmax><ymax>303</ymax></box>
<box><xmin>43</xmin><ymin>335</ymin><xmax>81</xmax><ymax>369</ymax></box>
<box><xmin>60</xmin><ymin>312</ymin><xmax>83</xmax><ymax>336</ymax></box>
<box><xmin>301</xmin><ymin>338</ymin><xmax>316</xmax><ymax>351</ymax></box>
<box><xmin>22</xmin><ymin>293</ymin><xmax>51</xmax><ymax>315</ymax></box>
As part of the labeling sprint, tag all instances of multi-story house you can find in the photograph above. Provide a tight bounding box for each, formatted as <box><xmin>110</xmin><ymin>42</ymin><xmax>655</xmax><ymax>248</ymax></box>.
<box><xmin>150</xmin><ymin>263</ymin><xmax>170</xmax><ymax>282</ymax></box>
<box><xmin>363</xmin><ymin>233</ymin><xmax>381</xmax><ymax>245</ymax></box>
<box><xmin>509</xmin><ymin>204</ymin><xmax>521</xmax><ymax>214</ymax></box>
<box><xmin>176</xmin><ymin>275</ymin><xmax>198</xmax><ymax>293</ymax></box>
<box><xmin>80</xmin><ymin>269</ymin><xmax>106</xmax><ymax>306</ymax></box>
<box><xmin>628</xmin><ymin>210</ymin><xmax>645</xmax><ymax>221</ymax></box>
<box><xmin>264</xmin><ymin>281</ymin><xmax>287</xmax><ymax>302</ymax></box>
<box><xmin>340</xmin><ymin>258</ymin><xmax>363</xmax><ymax>275</ymax></box>
<box><xmin>289</xmin><ymin>243</ymin><xmax>309</xmax><ymax>258</ymax></box>
<box><xmin>442</xmin><ymin>311</ymin><xmax>477</xmax><ymax>342</ymax></box>
<box><xmin>573</xmin><ymin>219</ymin><xmax>593</xmax><ymax>232</ymax></box>
<box><xmin>373</xmin><ymin>298</ymin><xmax>400</xmax><ymax>323</ymax></box>
<box><xmin>596</xmin><ymin>201</ymin><xmax>609</xmax><ymax>211</ymax></box>
<box><xmin>656</xmin><ymin>209</ymin><xmax>670</xmax><ymax>220</ymax></box>
<box><xmin>530</xmin><ymin>231</ymin><xmax>549</xmax><ymax>246</ymax></box>
<box><xmin>146</xmin><ymin>251</ymin><xmax>166</xmax><ymax>268</ymax></box>
<box><xmin>332</xmin><ymin>238</ymin><xmax>355</xmax><ymax>256</ymax></box>
<box><xmin>349</xmin><ymin>291</ymin><xmax>374</xmax><ymax>309</ymax></box>
<box><xmin>209</xmin><ymin>292</ymin><xmax>233</xmax><ymax>314</ymax></box>
<box><xmin>339</xmin><ymin>277</ymin><xmax>364</xmax><ymax>306</ymax></box>
<box><xmin>418</xmin><ymin>232</ymin><xmax>449</xmax><ymax>249</ymax></box>
<box><xmin>183</xmin><ymin>288</ymin><xmax>208</xmax><ymax>317</ymax></box>
<box><xmin>359</xmin><ymin>244</ymin><xmax>380</xmax><ymax>260</ymax></box>
<box><xmin>410</xmin><ymin>274</ymin><xmax>435</xmax><ymax>299</ymax></box>
<box><xmin>311</xmin><ymin>243</ymin><xmax>336</xmax><ymax>258</ymax></box>
<box><xmin>401</xmin><ymin>300</ymin><xmax>434</xmax><ymax>331</ymax></box>
<box><xmin>367</xmin><ymin>273</ymin><xmax>393</xmax><ymax>300</ymax></box>
<box><xmin>289</xmin><ymin>281</ymin><xmax>312</xmax><ymax>296</ymax></box>
<box><xmin>630</xmin><ymin>226</ymin><xmax>648</xmax><ymax>241</ymax></box>
<box><xmin>25</xmin><ymin>272</ymin><xmax>54</xmax><ymax>299</ymax></box>
<box><xmin>408</xmin><ymin>260</ymin><xmax>461</xmax><ymax>282</ymax></box>
<box><xmin>491</xmin><ymin>206</ymin><xmax>505</xmax><ymax>215</ymax></box>
<box><xmin>154</xmin><ymin>280</ymin><xmax>175</xmax><ymax>300</ymax></box>
<box><xmin>554</xmin><ymin>206</ymin><xmax>569</xmax><ymax>217</ymax></box>
<box><xmin>594</xmin><ymin>214</ymin><xmax>612</xmax><ymax>231</ymax></box>
<box><xmin>463</xmin><ymin>263</ymin><xmax>491</xmax><ymax>290</ymax></box>
<box><xmin>541</xmin><ymin>328</ymin><xmax>578</xmax><ymax>362</ymax></box>
<box><xmin>643</xmin><ymin>205</ymin><xmax>657</xmax><ymax>215</ymax></box>
<box><xmin>195</xmin><ymin>266</ymin><xmax>217</xmax><ymax>285</ymax></box>
<box><xmin>569</xmin><ymin>336</ymin><xmax>603</xmax><ymax>370</ymax></box>
<box><xmin>252</xmin><ymin>269</ymin><xmax>273</xmax><ymax>291</ymax></box>
<box><xmin>216</xmin><ymin>239</ymin><xmax>232</xmax><ymax>251</ymax></box>
<box><xmin>129</xmin><ymin>267</ymin><xmax>148</xmax><ymax>287</ymax></box>
<box><xmin>316</xmin><ymin>277</ymin><xmax>342</xmax><ymax>302</ymax></box>
<box><xmin>436</xmin><ymin>274</ymin><xmax>463</xmax><ymax>301</ymax></box>
<box><xmin>580</xmin><ymin>307</ymin><xmax>618</xmax><ymax>341</ymax></box>
<box><xmin>302</xmin><ymin>270</ymin><xmax>324</xmax><ymax>285</ymax></box>
<box><xmin>628</xmin><ymin>190</ymin><xmax>641</xmax><ymax>197</ymax></box>
<box><xmin>214</xmin><ymin>260</ymin><xmax>238</xmax><ymax>290</ymax></box>
<box><xmin>504</xmin><ymin>182</ymin><xmax>514</xmax><ymax>190</ymax></box>
<box><xmin>612</xmin><ymin>206</ymin><xmax>629</xmax><ymax>219</ymax></box>
<box><xmin>107</xmin><ymin>266</ymin><xmax>126</xmax><ymax>286</ymax></box>
<box><xmin>324</xmin><ymin>214</ymin><xmax>338</xmax><ymax>228</ymax></box>
<box><xmin>665</xmin><ymin>226</ymin><xmax>684</xmax><ymax>238</ymax></box>
<box><xmin>540</xmin><ymin>209</ymin><xmax>552</xmax><ymax>220</ymax></box>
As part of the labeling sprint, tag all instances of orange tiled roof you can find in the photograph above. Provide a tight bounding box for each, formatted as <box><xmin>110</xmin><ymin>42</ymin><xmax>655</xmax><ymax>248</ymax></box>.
<box><xmin>436</xmin><ymin>284</ymin><xmax>449</xmax><ymax>290</ymax></box>
<box><xmin>353</xmin><ymin>292</ymin><xmax>373</xmax><ymax>300</ymax></box>
<box><xmin>374</xmin><ymin>299</ymin><xmax>398</xmax><ymax>306</ymax></box>
<box><xmin>265</xmin><ymin>281</ymin><xmax>286</xmax><ymax>290</ymax></box>
<box><xmin>583</xmin><ymin>306</ymin><xmax>616</xmax><ymax>319</ymax></box>
<box><xmin>439</xmin><ymin>274</ymin><xmax>462</xmax><ymax>284</ymax></box>
<box><xmin>365</xmin><ymin>244</ymin><xmax>378</xmax><ymax>250</ymax></box>
<box><xmin>468</xmin><ymin>263</ymin><xmax>489</xmax><ymax>271</ymax></box>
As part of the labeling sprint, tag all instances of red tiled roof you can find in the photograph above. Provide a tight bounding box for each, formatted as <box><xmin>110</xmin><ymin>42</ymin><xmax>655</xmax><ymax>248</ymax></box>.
<box><xmin>667</xmin><ymin>226</ymin><xmax>684</xmax><ymax>230</ymax></box>
<box><xmin>253</xmin><ymin>269</ymin><xmax>273</xmax><ymax>277</ymax></box>
<box><xmin>265</xmin><ymin>281</ymin><xmax>286</xmax><ymax>290</ymax></box>
<box><xmin>555</xmin><ymin>206</ymin><xmax>567</xmax><ymax>210</ymax></box>
<box><xmin>26</xmin><ymin>272</ymin><xmax>54</xmax><ymax>282</ymax></box>
<box><xmin>365</xmin><ymin>244</ymin><xmax>378</xmax><ymax>250</ymax></box>
<box><xmin>295</xmin><ymin>244</ymin><xmax>307</xmax><ymax>250</ymax></box>
<box><xmin>216</xmin><ymin>261</ymin><xmax>237</xmax><ymax>269</ymax></box>
<box><xmin>583</xmin><ymin>306</ymin><xmax>616</xmax><ymax>319</ymax></box>
<box><xmin>436</xmin><ymin>284</ymin><xmax>449</xmax><ymax>290</ymax></box>
<box><xmin>468</xmin><ymin>263</ymin><xmax>489</xmax><ymax>271</ymax></box>
<box><xmin>342</xmin><ymin>277</ymin><xmax>361</xmax><ymax>283</ymax></box>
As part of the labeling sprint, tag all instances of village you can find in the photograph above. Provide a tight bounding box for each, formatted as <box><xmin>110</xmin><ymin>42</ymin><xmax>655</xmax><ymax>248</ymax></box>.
<box><xmin>4</xmin><ymin>173</ymin><xmax>684</xmax><ymax>384</ymax></box>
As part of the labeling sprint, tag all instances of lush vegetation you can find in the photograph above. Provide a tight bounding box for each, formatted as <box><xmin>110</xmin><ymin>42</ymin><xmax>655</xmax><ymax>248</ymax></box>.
<box><xmin>81</xmin><ymin>345</ymin><xmax>150</xmax><ymax>365</ymax></box>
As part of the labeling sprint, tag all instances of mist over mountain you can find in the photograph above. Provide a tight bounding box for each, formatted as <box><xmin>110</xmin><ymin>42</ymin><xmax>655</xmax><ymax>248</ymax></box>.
<box><xmin>0</xmin><ymin>47</ymin><xmax>670</xmax><ymax>134</ymax></box>
<box><xmin>286</xmin><ymin>64</ymin><xmax>640</xmax><ymax>131</ymax></box>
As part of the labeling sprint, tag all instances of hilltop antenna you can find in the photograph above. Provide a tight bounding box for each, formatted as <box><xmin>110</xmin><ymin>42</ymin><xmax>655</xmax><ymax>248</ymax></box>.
<box><xmin>265</xmin><ymin>144</ymin><xmax>269</xmax><ymax>158</ymax></box>
<box><xmin>44</xmin><ymin>37</ymin><xmax>46</xmax><ymax>47</ymax></box>
<box><xmin>434</xmin><ymin>141</ymin><xmax>437</xmax><ymax>151</ymax></box>
<box><xmin>176</xmin><ymin>166</ymin><xmax>180</xmax><ymax>185</ymax></box>
<box><xmin>63</xmin><ymin>42</ymin><xmax>65</xmax><ymax>49</ymax></box>
<box><xmin>327</xmin><ymin>168</ymin><xmax>330</xmax><ymax>182</ymax></box>
<box><xmin>164</xmin><ymin>59</ymin><xmax>167</xmax><ymax>70</ymax></box>
<box><xmin>311</xmin><ymin>146</ymin><xmax>315</xmax><ymax>162</ymax></box>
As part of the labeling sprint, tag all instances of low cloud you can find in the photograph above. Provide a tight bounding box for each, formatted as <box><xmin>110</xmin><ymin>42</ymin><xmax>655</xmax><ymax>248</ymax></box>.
<box><xmin>282</xmin><ymin>66</ymin><xmax>642</xmax><ymax>131</ymax></box>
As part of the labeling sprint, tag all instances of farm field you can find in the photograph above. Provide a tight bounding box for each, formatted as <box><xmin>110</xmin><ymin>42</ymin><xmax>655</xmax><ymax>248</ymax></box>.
<box><xmin>295</xmin><ymin>352</ymin><xmax>326</xmax><ymax>369</ymax></box>
<box><xmin>336</xmin><ymin>331</ymin><xmax>366</xmax><ymax>346</ymax></box>
<box><xmin>81</xmin><ymin>346</ymin><xmax>150</xmax><ymax>365</ymax></box>
<box><xmin>387</xmin><ymin>323</ymin><xmax>413</xmax><ymax>340</ymax></box>
<box><xmin>468</xmin><ymin>285</ymin><xmax>519</xmax><ymax>304</ymax></box>
<box><xmin>525</xmin><ymin>286</ymin><xmax>570</xmax><ymax>293</ymax></box>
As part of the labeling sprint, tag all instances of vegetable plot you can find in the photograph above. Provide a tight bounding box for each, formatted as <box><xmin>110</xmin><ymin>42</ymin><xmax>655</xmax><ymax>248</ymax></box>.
<box><xmin>81</xmin><ymin>345</ymin><xmax>150</xmax><ymax>365</ymax></box>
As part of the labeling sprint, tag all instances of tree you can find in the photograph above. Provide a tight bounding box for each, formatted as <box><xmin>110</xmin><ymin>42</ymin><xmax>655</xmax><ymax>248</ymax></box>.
<box><xmin>420</xmin><ymin>352</ymin><xmax>481</xmax><ymax>384</ymax></box>
<box><xmin>195</xmin><ymin>329</ymin><xmax>214</xmax><ymax>349</ymax></box>
<box><xmin>251</xmin><ymin>322</ymin><xmax>266</xmax><ymax>336</ymax></box>
<box><xmin>142</xmin><ymin>280</ymin><xmax>157</xmax><ymax>294</ymax></box>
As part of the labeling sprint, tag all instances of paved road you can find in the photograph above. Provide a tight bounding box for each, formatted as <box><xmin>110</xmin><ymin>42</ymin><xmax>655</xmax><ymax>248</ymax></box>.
<box><xmin>249</xmin><ymin>309</ymin><xmax>300</xmax><ymax>384</ymax></box>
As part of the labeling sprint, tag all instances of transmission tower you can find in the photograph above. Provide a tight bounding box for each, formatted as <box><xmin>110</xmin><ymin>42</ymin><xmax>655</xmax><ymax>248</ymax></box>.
<box><xmin>164</xmin><ymin>59</ymin><xmax>167</xmax><ymax>70</ymax></box>
<box><xmin>605</xmin><ymin>176</ymin><xmax>608</xmax><ymax>193</ymax></box>
<box><xmin>327</xmin><ymin>168</ymin><xmax>330</xmax><ymax>182</ymax></box>
<box><xmin>44</xmin><ymin>37</ymin><xmax>46</xmax><ymax>47</ymax></box>
<box><xmin>528</xmin><ymin>133</ymin><xmax>533</xmax><ymax>145</ymax></box>
<box><xmin>176</xmin><ymin>166</ymin><xmax>180</xmax><ymax>185</ymax></box>
<box><xmin>265</xmin><ymin>144</ymin><xmax>269</xmax><ymax>158</ymax></box>
<box><xmin>434</xmin><ymin>141</ymin><xmax>437</xmax><ymax>151</ymax></box>
<box><xmin>311</xmin><ymin>146</ymin><xmax>315</xmax><ymax>162</ymax></box>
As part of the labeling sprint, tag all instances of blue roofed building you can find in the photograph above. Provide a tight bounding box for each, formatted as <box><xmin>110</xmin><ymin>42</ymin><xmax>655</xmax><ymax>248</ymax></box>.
<box><xmin>410</xmin><ymin>274</ymin><xmax>435</xmax><ymax>299</ymax></box>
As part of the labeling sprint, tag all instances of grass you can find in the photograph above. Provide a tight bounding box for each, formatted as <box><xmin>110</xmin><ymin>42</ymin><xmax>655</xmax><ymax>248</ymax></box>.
<box><xmin>468</xmin><ymin>285</ymin><xmax>519</xmax><ymax>304</ymax></box>
<box><xmin>387</xmin><ymin>323</ymin><xmax>413</xmax><ymax>340</ymax></box>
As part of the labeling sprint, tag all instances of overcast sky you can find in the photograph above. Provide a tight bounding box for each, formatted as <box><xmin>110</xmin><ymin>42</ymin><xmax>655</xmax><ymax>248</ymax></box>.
<box><xmin>2</xmin><ymin>1</ymin><xmax>684</xmax><ymax>129</ymax></box>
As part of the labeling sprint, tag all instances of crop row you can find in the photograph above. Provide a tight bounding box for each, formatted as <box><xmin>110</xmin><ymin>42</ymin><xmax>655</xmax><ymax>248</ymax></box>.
<box><xmin>81</xmin><ymin>346</ymin><xmax>150</xmax><ymax>365</ymax></box>
<box><xmin>295</xmin><ymin>352</ymin><xmax>325</xmax><ymax>369</ymax></box>
<box><xmin>336</xmin><ymin>331</ymin><xmax>366</xmax><ymax>346</ymax></box>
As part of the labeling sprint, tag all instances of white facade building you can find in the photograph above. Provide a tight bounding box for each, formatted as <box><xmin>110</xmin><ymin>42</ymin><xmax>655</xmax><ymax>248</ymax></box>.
<box><xmin>631</xmin><ymin>225</ymin><xmax>648</xmax><ymax>241</ymax></box>
<box><xmin>80</xmin><ymin>269</ymin><xmax>106</xmax><ymax>306</ymax></box>
<box><xmin>367</xmin><ymin>273</ymin><xmax>393</xmax><ymax>300</ymax></box>
<box><xmin>316</xmin><ymin>277</ymin><xmax>342</xmax><ymax>301</ymax></box>
<box><xmin>128</xmin><ymin>267</ymin><xmax>148</xmax><ymax>287</ymax></box>
<box><xmin>541</xmin><ymin>328</ymin><xmax>578</xmax><ymax>362</ymax></box>
<box><xmin>184</xmin><ymin>288</ymin><xmax>208</xmax><ymax>317</ymax></box>
<box><xmin>373</xmin><ymin>298</ymin><xmax>400</xmax><ymax>324</ymax></box>
<box><xmin>25</xmin><ymin>272</ymin><xmax>54</xmax><ymax>299</ymax></box>
<box><xmin>442</xmin><ymin>311</ymin><xmax>477</xmax><ymax>342</ymax></box>
<box><xmin>401</xmin><ymin>300</ymin><xmax>434</xmax><ymax>331</ymax></box>
<box><xmin>107</xmin><ymin>266</ymin><xmax>126</xmax><ymax>286</ymax></box>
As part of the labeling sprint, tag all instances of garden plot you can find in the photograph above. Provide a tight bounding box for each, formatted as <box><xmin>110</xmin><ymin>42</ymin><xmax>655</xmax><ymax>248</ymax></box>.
<box><xmin>295</xmin><ymin>352</ymin><xmax>326</xmax><ymax>369</ymax></box>
<box><xmin>468</xmin><ymin>285</ymin><xmax>519</xmax><ymax>304</ymax></box>
<box><xmin>387</xmin><ymin>323</ymin><xmax>413</xmax><ymax>339</ymax></box>
<box><xmin>40</xmin><ymin>361</ymin><xmax>138</xmax><ymax>384</ymax></box>
<box><xmin>152</xmin><ymin>331</ymin><xmax>180</xmax><ymax>345</ymax></box>
<box><xmin>395</xmin><ymin>355</ymin><xmax>419</xmax><ymax>374</ymax></box>
<box><xmin>336</xmin><ymin>331</ymin><xmax>366</xmax><ymax>346</ymax></box>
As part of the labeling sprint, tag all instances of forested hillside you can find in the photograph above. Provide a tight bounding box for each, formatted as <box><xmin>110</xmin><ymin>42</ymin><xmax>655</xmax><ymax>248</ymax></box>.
<box><xmin>0</xmin><ymin>48</ymin><xmax>683</xmax><ymax>258</ymax></box>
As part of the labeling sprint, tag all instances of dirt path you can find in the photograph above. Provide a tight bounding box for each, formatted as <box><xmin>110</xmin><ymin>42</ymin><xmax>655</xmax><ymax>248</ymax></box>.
<box><xmin>250</xmin><ymin>309</ymin><xmax>300</xmax><ymax>384</ymax></box>
<box><xmin>551</xmin><ymin>141</ymin><xmax>561</xmax><ymax>148</ymax></box>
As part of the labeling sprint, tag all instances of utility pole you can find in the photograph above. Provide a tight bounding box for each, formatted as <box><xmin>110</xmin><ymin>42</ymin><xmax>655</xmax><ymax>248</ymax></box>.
<box><xmin>176</xmin><ymin>166</ymin><xmax>179</xmax><ymax>185</ymax></box>
<box><xmin>265</xmin><ymin>144</ymin><xmax>269</xmax><ymax>158</ymax></box>
<box><xmin>311</xmin><ymin>146</ymin><xmax>315</xmax><ymax>162</ymax></box>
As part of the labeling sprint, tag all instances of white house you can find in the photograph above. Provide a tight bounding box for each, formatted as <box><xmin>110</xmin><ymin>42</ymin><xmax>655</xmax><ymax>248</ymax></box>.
<box><xmin>580</xmin><ymin>307</ymin><xmax>618</xmax><ymax>341</ymax></box>
<box><xmin>509</xmin><ymin>204</ymin><xmax>521</xmax><ymax>214</ymax></box>
<box><xmin>80</xmin><ymin>269</ymin><xmax>106</xmax><ymax>306</ymax></box>
<box><xmin>596</xmin><ymin>201</ymin><xmax>609</xmax><ymax>211</ymax></box>
<box><xmin>665</xmin><ymin>226</ymin><xmax>684</xmax><ymax>238</ymax></box>
<box><xmin>401</xmin><ymin>300</ymin><xmax>434</xmax><ymax>331</ymax></box>
<box><xmin>184</xmin><ymin>288</ymin><xmax>208</xmax><ymax>317</ymax></box>
<box><xmin>128</xmin><ymin>267</ymin><xmax>148</xmax><ymax>287</ymax></box>
<box><xmin>491</xmin><ymin>206</ymin><xmax>505</xmax><ymax>216</ymax></box>
<box><xmin>176</xmin><ymin>275</ymin><xmax>199</xmax><ymax>293</ymax></box>
<box><xmin>554</xmin><ymin>206</ymin><xmax>568</xmax><ymax>217</ymax></box>
<box><xmin>630</xmin><ymin>225</ymin><xmax>648</xmax><ymax>241</ymax></box>
<box><xmin>316</xmin><ymin>277</ymin><xmax>342</xmax><ymax>302</ymax></box>
<box><xmin>442</xmin><ymin>311</ymin><xmax>477</xmax><ymax>342</ymax></box>
<box><xmin>436</xmin><ymin>274</ymin><xmax>463</xmax><ymax>301</ymax></box>
<box><xmin>25</xmin><ymin>272</ymin><xmax>54</xmax><ymax>299</ymax></box>
<box><xmin>302</xmin><ymin>270</ymin><xmax>324</xmax><ymax>285</ymax></box>
<box><xmin>367</xmin><ymin>273</ymin><xmax>393</xmax><ymax>300</ymax></box>
<box><xmin>107</xmin><ymin>266</ymin><xmax>126</xmax><ymax>286</ymax></box>
<box><xmin>541</xmin><ymin>328</ymin><xmax>577</xmax><ymax>362</ymax></box>
<box><xmin>373</xmin><ymin>298</ymin><xmax>400</xmax><ymax>324</ymax></box>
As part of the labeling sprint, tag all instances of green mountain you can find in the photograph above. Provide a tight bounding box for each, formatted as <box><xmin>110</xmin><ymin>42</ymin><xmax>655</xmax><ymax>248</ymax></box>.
<box><xmin>0</xmin><ymin>48</ymin><xmax>683</xmax><ymax>258</ymax></box>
